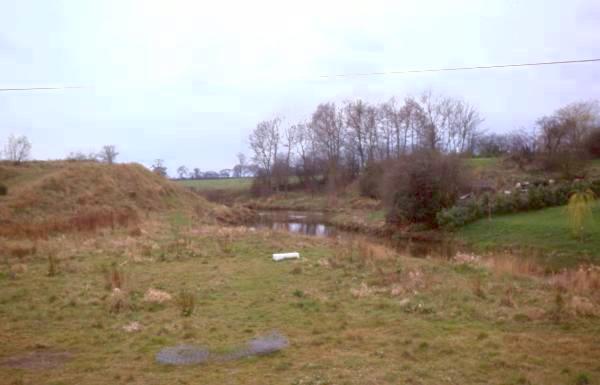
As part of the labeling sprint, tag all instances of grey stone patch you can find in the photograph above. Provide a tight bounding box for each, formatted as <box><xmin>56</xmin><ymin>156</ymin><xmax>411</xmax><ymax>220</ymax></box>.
<box><xmin>220</xmin><ymin>331</ymin><xmax>289</xmax><ymax>361</ymax></box>
<box><xmin>155</xmin><ymin>332</ymin><xmax>288</xmax><ymax>366</ymax></box>
<box><xmin>155</xmin><ymin>345</ymin><xmax>210</xmax><ymax>365</ymax></box>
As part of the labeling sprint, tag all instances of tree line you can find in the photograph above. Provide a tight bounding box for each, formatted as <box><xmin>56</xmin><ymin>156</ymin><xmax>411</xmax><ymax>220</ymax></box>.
<box><xmin>248</xmin><ymin>93</ymin><xmax>600</xmax><ymax>225</ymax></box>
<box><xmin>248</xmin><ymin>91</ymin><xmax>484</xmax><ymax>194</ymax></box>
<box><xmin>174</xmin><ymin>153</ymin><xmax>257</xmax><ymax>180</ymax></box>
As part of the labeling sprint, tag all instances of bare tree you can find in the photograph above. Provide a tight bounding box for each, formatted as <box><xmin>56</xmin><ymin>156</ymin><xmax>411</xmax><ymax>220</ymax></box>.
<box><xmin>4</xmin><ymin>134</ymin><xmax>31</xmax><ymax>164</ymax></box>
<box><xmin>311</xmin><ymin>103</ymin><xmax>344</xmax><ymax>189</ymax></box>
<box><xmin>176</xmin><ymin>165</ymin><xmax>189</xmax><ymax>179</ymax></box>
<box><xmin>538</xmin><ymin>101</ymin><xmax>600</xmax><ymax>155</ymax></box>
<box><xmin>507</xmin><ymin>129</ymin><xmax>538</xmax><ymax>170</ymax></box>
<box><xmin>379</xmin><ymin>99</ymin><xmax>399</xmax><ymax>159</ymax></box>
<box><xmin>98</xmin><ymin>145</ymin><xmax>119</xmax><ymax>164</ymax></box>
<box><xmin>236</xmin><ymin>153</ymin><xmax>247</xmax><ymax>177</ymax></box>
<box><xmin>249</xmin><ymin>118</ymin><xmax>281</xmax><ymax>186</ymax></box>
<box><xmin>192</xmin><ymin>168</ymin><xmax>202</xmax><ymax>179</ymax></box>
<box><xmin>345</xmin><ymin>100</ymin><xmax>368</xmax><ymax>169</ymax></box>
<box><xmin>293</xmin><ymin>122</ymin><xmax>320</xmax><ymax>191</ymax></box>
<box><xmin>151</xmin><ymin>159</ymin><xmax>167</xmax><ymax>177</ymax></box>
<box><xmin>447</xmin><ymin>100</ymin><xmax>483</xmax><ymax>153</ymax></box>
<box><xmin>408</xmin><ymin>92</ymin><xmax>483</xmax><ymax>154</ymax></box>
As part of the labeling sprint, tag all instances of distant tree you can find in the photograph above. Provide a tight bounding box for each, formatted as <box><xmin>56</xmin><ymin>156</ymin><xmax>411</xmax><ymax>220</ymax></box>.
<box><xmin>245</xmin><ymin>164</ymin><xmax>259</xmax><ymax>177</ymax></box>
<box><xmin>506</xmin><ymin>129</ymin><xmax>538</xmax><ymax>170</ymax></box>
<box><xmin>3</xmin><ymin>134</ymin><xmax>31</xmax><ymax>164</ymax></box>
<box><xmin>235</xmin><ymin>152</ymin><xmax>248</xmax><ymax>177</ymax></box>
<box><xmin>151</xmin><ymin>159</ymin><xmax>167</xmax><ymax>177</ymax></box>
<box><xmin>219</xmin><ymin>169</ymin><xmax>231</xmax><ymax>178</ymax></box>
<box><xmin>66</xmin><ymin>151</ymin><xmax>98</xmax><ymax>161</ymax></box>
<box><xmin>474</xmin><ymin>134</ymin><xmax>511</xmax><ymax>157</ymax></box>
<box><xmin>535</xmin><ymin>101</ymin><xmax>599</xmax><ymax>177</ymax></box>
<box><xmin>192</xmin><ymin>168</ymin><xmax>202</xmax><ymax>179</ymax></box>
<box><xmin>177</xmin><ymin>165</ymin><xmax>189</xmax><ymax>179</ymax></box>
<box><xmin>204</xmin><ymin>170</ymin><xmax>219</xmax><ymax>179</ymax></box>
<box><xmin>98</xmin><ymin>145</ymin><xmax>119</xmax><ymax>164</ymax></box>
<box><xmin>233</xmin><ymin>164</ymin><xmax>243</xmax><ymax>178</ymax></box>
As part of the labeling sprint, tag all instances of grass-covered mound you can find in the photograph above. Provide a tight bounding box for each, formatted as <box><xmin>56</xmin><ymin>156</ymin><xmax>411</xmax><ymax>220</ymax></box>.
<box><xmin>0</xmin><ymin>161</ymin><xmax>216</xmax><ymax>238</ymax></box>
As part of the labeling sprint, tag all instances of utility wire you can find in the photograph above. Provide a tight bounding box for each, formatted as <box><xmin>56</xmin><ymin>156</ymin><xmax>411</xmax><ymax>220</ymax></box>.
<box><xmin>0</xmin><ymin>85</ymin><xmax>86</xmax><ymax>92</ymax></box>
<box><xmin>319</xmin><ymin>58</ymin><xmax>600</xmax><ymax>78</ymax></box>
<box><xmin>1</xmin><ymin>58</ymin><xmax>599</xmax><ymax>90</ymax></box>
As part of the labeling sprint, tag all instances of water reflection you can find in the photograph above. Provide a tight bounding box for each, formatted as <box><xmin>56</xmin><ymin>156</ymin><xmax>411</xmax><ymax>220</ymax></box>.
<box><xmin>255</xmin><ymin>211</ymin><xmax>334</xmax><ymax>237</ymax></box>
<box><xmin>271</xmin><ymin>222</ymin><xmax>332</xmax><ymax>237</ymax></box>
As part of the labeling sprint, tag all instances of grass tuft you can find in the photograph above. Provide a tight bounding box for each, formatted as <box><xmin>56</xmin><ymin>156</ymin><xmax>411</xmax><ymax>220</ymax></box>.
<box><xmin>177</xmin><ymin>289</ymin><xmax>196</xmax><ymax>317</ymax></box>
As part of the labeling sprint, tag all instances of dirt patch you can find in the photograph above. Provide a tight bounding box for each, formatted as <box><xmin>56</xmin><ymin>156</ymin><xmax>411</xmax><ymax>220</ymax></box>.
<box><xmin>0</xmin><ymin>350</ymin><xmax>73</xmax><ymax>370</ymax></box>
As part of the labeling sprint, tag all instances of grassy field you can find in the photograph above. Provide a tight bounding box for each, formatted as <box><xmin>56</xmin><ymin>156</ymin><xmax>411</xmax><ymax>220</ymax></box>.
<box><xmin>1</xmin><ymin>211</ymin><xmax>600</xmax><ymax>384</ymax></box>
<box><xmin>176</xmin><ymin>178</ymin><xmax>253</xmax><ymax>191</ymax></box>
<box><xmin>458</xmin><ymin>204</ymin><xmax>600</xmax><ymax>269</ymax></box>
<box><xmin>464</xmin><ymin>157</ymin><xmax>500</xmax><ymax>169</ymax></box>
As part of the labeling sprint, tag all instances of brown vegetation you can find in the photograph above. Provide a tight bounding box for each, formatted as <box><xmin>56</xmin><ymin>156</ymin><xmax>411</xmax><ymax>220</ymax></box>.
<box><xmin>0</xmin><ymin>161</ymin><xmax>221</xmax><ymax>238</ymax></box>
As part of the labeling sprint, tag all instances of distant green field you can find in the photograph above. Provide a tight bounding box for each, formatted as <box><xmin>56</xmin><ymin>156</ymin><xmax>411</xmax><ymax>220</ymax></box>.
<box><xmin>464</xmin><ymin>157</ymin><xmax>499</xmax><ymax>169</ymax></box>
<box><xmin>458</xmin><ymin>203</ymin><xmax>600</xmax><ymax>268</ymax></box>
<box><xmin>176</xmin><ymin>178</ymin><xmax>253</xmax><ymax>191</ymax></box>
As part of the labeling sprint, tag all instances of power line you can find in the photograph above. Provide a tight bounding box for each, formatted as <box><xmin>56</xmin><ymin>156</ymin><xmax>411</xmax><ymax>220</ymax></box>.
<box><xmin>319</xmin><ymin>58</ymin><xmax>600</xmax><ymax>78</ymax></box>
<box><xmin>1</xmin><ymin>58</ymin><xmax>598</xmax><ymax>90</ymax></box>
<box><xmin>0</xmin><ymin>85</ymin><xmax>86</xmax><ymax>92</ymax></box>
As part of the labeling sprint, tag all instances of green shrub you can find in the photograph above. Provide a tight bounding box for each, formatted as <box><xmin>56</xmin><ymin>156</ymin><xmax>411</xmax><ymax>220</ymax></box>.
<box><xmin>575</xmin><ymin>372</ymin><xmax>591</xmax><ymax>385</ymax></box>
<box><xmin>438</xmin><ymin>179</ymin><xmax>600</xmax><ymax>229</ymax></box>
<box><xmin>436</xmin><ymin>204</ymin><xmax>479</xmax><ymax>230</ymax></box>
<box><xmin>527</xmin><ymin>186</ymin><xmax>546</xmax><ymax>210</ymax></box>
<box><xmin>0</xmin><ymin>184</ymin><xmax>6</xmax><ymax>196</ymax></box>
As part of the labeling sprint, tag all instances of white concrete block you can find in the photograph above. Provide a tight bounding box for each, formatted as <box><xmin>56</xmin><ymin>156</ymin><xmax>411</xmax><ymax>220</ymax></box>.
<box><xmin>272</xmin><ymin>252</ymin><xmax>300</xmax><ymax>261</ymax></box>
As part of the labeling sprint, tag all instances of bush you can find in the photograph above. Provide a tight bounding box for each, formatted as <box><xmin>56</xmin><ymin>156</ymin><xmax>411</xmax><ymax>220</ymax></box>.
<box><xmin>539</xmin><ymin>152</ymin><xmax>588</xmax><ymax>179</ymax></box>
<box><xmin>250</xmin><ymin>169</ymin><xmax>273</xmax><ymax>197</ymax></box>
<box><xmin>436</xmin><ymin>205</ymin><xmax>479</xmax><ymax>230</ymax></box>
<box><xmin>437</xmin><ymin>179</ymin><xmax>599</xmax><ymax>229</ymax></box>
<box><xmin>383</xmin><ymin>151</ymin><xmax>469</xmax><ymax>226</ymax></box>
<box><xmin>359</xmin><ymin>162</ymin><xmax>384</xmax><ymax>199</ymax></box>
<box><xmin>0</xmin><ymin>184</ymin><xmax>6</xmax><ymax>196</ymax></box>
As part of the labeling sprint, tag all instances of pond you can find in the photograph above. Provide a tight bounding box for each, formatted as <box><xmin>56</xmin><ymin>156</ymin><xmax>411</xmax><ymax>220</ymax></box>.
<box><xmin>253</xmin><ymin>210</ymin><xmax>336</xmax><ymax>237</ymax></box>
<box><xmin>251</xmin><ymin>210</ymin><xmax>459</xmax><ymax>259</ymax></box>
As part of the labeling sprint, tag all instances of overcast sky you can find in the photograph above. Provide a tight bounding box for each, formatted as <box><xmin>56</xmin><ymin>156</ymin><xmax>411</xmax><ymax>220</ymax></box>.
<box><xmin>1</xmin><ymin>0</ymin><xmax>599</xmax><ymax>174</ymax></box>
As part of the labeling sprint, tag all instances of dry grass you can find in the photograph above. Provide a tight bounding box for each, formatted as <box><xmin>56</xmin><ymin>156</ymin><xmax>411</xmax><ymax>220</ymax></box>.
<box><xmin>1</xmin><ymin>219</ymin><xmax>599</xmax><ymax>384</ymax></box>
<box><xmin>0</xmin><ymin>161</ymin><xmax>220</xmax><ymax>238</ymax></box>
<box><xmin>481</xmin><ymin>254</ymin><xmax>543</xmax><ymax>277</ymax></box>
<box><xmin>549</xmin><ymin>265</ymin><xmax>600</xmax><ymax>301</ymax></box>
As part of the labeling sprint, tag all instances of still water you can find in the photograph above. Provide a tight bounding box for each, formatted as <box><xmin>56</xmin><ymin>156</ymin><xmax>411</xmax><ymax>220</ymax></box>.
<box><xmin>253</xmin><ymin>211</ymin><xmax>335</xmax><ymax>237</ymax></box>
<box><xmin>252</xmin><ymin>210</ymin><xmax>458</xmax><ymax>259</ymax></box>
